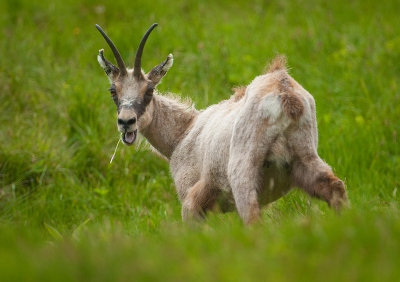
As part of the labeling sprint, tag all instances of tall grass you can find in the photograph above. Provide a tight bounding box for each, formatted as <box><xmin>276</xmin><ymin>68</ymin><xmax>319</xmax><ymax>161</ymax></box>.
<box><xmin>1</xmin><ymin>0</ymin><xmax>399</xmax><ymax>281</ymax></box>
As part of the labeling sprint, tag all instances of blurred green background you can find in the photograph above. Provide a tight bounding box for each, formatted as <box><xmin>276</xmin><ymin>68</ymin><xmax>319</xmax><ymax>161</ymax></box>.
<box><xmin>0</xmin><ymin>0</ymin><xmax>399</xmax><ymax>281</ymax></box>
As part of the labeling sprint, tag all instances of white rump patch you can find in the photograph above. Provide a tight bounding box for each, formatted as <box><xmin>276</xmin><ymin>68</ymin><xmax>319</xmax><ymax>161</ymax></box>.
<box><xmin>260</xmin><ymin>95</ymin><xmax>283</xmax><ymax>123</ymax></box>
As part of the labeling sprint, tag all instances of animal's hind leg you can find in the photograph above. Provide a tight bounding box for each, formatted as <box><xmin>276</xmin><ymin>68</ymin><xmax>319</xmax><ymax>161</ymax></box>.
<box><xmin>288</xmin><ymin>121</ymin><xmax>348</xmax><ymax>210</ymax></box>
<box><xmin>228</xmin><ymin>159</ymin><xmax>262</xmax><ymax>224</ymax></box>
<box><xmin>181</xmin><ymin>179</ymin><xmax>217</xmax><ymax>222</ymax></box>
<box><xmin>291</xmin><ymin>157</ymin><xmax>348</xmax><ymax>211</ymax></box>
<box><xmin>228</xmin><ymin>122</ymin><xmax>275</xmax><ymax>224</ymax></box>
<box><xmin>227</xmin><ymin>111</ymin><xmax>285</xmax><ymax>224</ymax></box>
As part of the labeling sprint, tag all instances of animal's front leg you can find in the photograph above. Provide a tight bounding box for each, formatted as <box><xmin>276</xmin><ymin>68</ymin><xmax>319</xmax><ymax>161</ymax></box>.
<box><xmin>181</xmin><ymin>179</ymin><xmax>217</xmax><ymax>222</ymax></box>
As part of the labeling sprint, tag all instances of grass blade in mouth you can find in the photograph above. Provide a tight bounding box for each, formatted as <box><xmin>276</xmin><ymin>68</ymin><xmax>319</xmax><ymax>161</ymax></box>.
<box><xmin>110</xmin><ymin>138</ymin><xmax>121</xmax><ymax>164</ymax></box>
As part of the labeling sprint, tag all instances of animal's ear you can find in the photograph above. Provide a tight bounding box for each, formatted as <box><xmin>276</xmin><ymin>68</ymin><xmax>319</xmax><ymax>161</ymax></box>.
<box><xmin>97</xmin><ymin>49</ymin><xmax>119</xmax><ymax>80</ymax></box>
<box><xmin>147</xmin><ymin>54</ymin><xmax>173</xmax><ymax>85</ymax></box>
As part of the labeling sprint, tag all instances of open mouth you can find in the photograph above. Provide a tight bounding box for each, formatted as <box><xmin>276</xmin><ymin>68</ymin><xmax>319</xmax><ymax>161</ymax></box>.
<box><xmin>121</xmin><ymin>129</ymin><xmax>137</xmax><ymax>145</ymax></box>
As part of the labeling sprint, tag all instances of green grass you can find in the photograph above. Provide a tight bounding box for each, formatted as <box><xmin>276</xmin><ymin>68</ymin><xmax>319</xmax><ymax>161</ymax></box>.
<box><xmin>1</xmin><ymin>0</ymin><xmax>399</xmax><ymax>281</ymax></box>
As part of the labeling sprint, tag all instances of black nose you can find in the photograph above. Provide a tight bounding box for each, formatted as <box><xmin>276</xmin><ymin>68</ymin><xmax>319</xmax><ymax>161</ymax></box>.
<box><xmin>118</xmin><ymin>118</ymin><xmax>136</xmax><ymax>128</ymax></box>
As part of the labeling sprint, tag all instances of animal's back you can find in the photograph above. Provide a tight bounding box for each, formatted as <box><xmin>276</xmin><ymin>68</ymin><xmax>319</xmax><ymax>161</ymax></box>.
<box><xmin>172</xmin><ymin>96</ymin><xmax>244</xmax><ymax>195</ymax></box>
<box><xmin>172</xmin><ymin>55</ymin><xmax>339</xmax><ymax>220</ymax></box>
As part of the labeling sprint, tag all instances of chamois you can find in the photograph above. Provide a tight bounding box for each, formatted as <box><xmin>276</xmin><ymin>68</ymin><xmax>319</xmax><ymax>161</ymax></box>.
<box><xmin>96</xmin><ymin>23</ymin><xmax>348</xmax><ymax>224</ymax></box>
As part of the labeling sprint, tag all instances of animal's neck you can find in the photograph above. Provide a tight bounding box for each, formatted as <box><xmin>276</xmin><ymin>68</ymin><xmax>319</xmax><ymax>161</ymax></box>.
<box><xmin>141</xmin><ymin>93</ymin><xmax>197</xmax><ymax>159</ymax></box>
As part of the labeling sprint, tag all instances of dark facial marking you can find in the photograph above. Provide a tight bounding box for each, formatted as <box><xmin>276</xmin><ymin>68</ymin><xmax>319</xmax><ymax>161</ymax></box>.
<box><xmin>124</xmin><ymin>84</ymin><xmax>154</xmax><ymax>120</ymax></box>
<box><xmin>144</xmin><ymin>84</ymin><xmax>154</xmax><ymax>106</ymax></box>
<box><xmin>109</xmin><ymin>81</ymin><xmax>155</xmax><ymax>120</ymax></box>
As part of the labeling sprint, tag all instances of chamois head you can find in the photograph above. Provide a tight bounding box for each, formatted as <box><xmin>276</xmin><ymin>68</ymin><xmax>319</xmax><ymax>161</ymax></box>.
<box><xmin>96</xmin><ymin>23</ymin><xmax>173</xmax><ymax>145</ymax></box>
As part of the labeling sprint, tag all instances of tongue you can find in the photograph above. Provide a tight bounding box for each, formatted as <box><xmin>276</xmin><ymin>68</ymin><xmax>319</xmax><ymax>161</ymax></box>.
<box><xmin>124</xmin><ymin>131</ymin><xmax>136</xmax><ymax>144</ymax></box>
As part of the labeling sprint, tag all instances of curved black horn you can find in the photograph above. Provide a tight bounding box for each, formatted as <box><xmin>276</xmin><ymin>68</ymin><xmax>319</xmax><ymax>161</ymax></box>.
<box><xmin>133</xmin><ymin>23</ymin><xmax>158</xmax><ymax>78</ymax></box>
<box><xmin>95</xmin><ymin>24</ymin><xmax>127</xmax><ymax>77</ymax></box>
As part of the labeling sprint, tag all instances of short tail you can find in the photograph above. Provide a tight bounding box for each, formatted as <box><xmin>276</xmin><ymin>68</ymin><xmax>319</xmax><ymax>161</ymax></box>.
<box><xmin>265</xmin><ymin>55</ymin><xmax>287</xmax><ymax>74</ymax></box>
<box><xmin>266</xmin><ymin>55</ymin><xmax>304</xmax><ymax>120</ymax></box>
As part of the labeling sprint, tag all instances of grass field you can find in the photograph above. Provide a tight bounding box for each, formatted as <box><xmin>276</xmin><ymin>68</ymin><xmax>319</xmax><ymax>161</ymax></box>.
<box><xmin>1</xmin><ymin>0</ymin><xmax>399</xmax><ymax>281</ymax></box>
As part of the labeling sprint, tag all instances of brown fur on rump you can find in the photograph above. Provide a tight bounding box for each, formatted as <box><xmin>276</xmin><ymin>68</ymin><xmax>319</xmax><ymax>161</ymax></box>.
<box><xmin>281</xmin><ymin>92</ymin><xmax>304</xmax><ymax>121</ymax></box>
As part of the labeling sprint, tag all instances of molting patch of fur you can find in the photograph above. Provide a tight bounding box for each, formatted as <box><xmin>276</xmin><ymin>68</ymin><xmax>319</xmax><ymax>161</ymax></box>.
<box><xmin>231</xmin><ymin>86</ymin><xmax>247</xmax><ymax>102</ymax></box>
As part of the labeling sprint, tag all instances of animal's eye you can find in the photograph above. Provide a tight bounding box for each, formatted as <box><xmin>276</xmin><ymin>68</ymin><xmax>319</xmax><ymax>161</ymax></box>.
<box><xmin>144</xmin><ymin>87</ymin><xmax>154</xmax><ymax>105</ymax></box>
<box><xmin>109</xmin><ymin>88</ymin><xmax>118</xmax><ymax>105</ymax></box>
